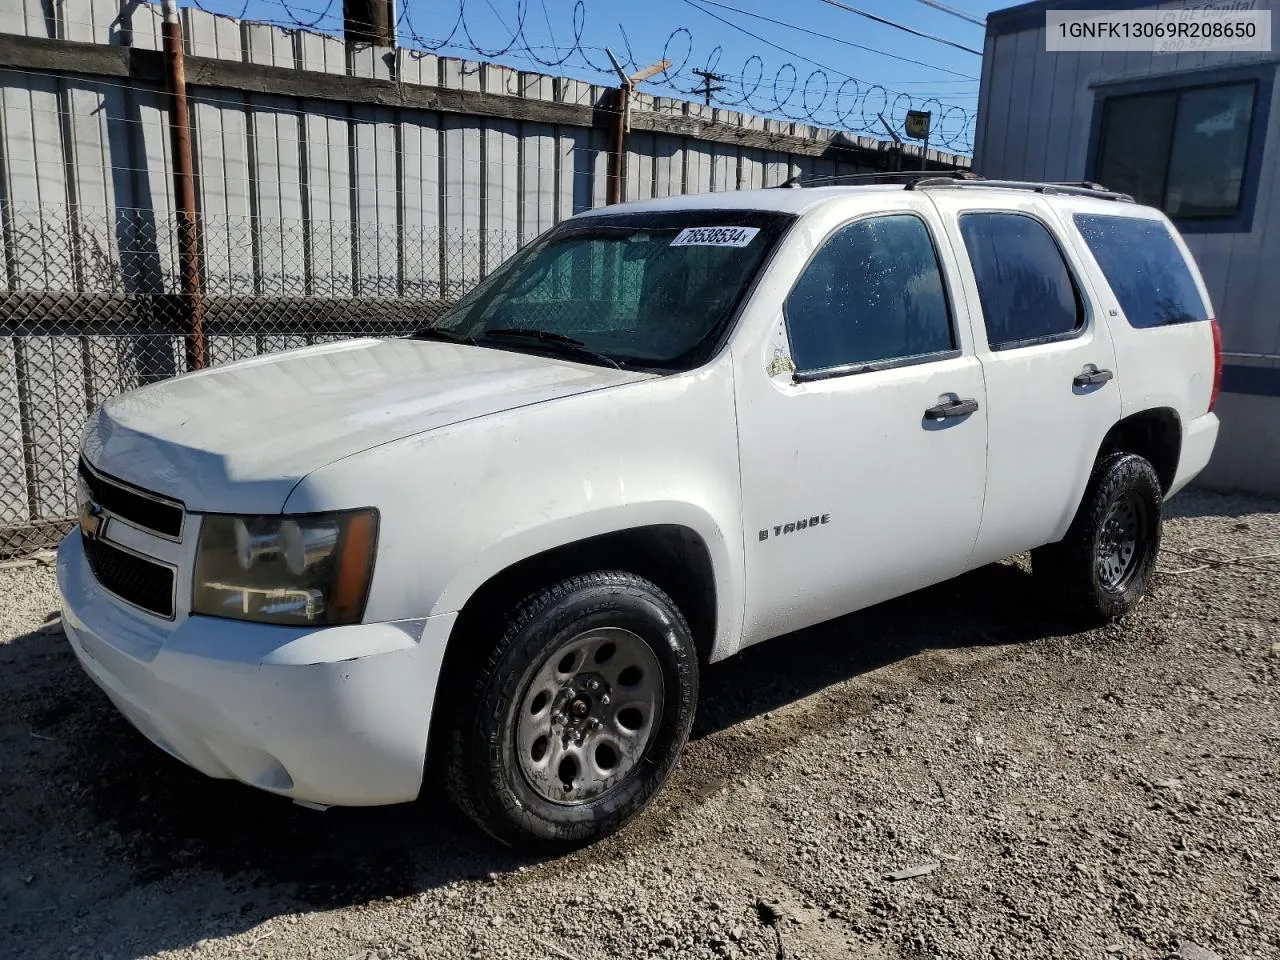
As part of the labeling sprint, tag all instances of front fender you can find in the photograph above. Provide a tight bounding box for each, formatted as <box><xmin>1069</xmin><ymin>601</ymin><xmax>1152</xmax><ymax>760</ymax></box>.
<box><xmin>285</xmin><ymin>362</ymin><xmax>748</xmax><ymax>661</ymax></box>
<box><xmin>429</xmin><ymin>499</ymin><xmax>743</xmax><ymax>660</ymax></box>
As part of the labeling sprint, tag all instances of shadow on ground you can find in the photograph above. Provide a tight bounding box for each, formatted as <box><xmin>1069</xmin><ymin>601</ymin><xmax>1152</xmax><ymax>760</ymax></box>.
<box><xmin>0</xmin><ymin>561</ymin><xmax>1075</xmax><ymax>958</ymax></box>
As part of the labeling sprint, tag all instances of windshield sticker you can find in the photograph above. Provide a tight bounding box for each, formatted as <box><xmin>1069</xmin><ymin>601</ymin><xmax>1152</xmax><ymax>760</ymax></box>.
<box><xmin>670</xmin><ymin>226</ymin><xmax>760</xmax><ymax>248</ymax></box>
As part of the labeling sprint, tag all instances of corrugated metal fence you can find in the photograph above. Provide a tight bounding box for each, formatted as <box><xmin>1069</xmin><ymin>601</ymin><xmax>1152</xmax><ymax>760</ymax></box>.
<box><xmin>0</xmin><ymin>0</ymin><xmax>969</xmax><ymax>556</ymax></box>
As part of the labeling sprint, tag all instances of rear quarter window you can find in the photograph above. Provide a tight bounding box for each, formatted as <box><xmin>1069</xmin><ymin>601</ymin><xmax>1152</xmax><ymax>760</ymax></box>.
<box><xmin>1073</xmin><ymin>214</ymin><xmax>1209</xmax><ymax>328</ymax></box>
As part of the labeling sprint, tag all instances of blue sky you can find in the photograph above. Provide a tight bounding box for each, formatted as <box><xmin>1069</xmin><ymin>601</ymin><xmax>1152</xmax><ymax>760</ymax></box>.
<box><xmin>187</xmin><ymin>0</ymin><xmax>1014</xmax><ymax>152</ymax></box>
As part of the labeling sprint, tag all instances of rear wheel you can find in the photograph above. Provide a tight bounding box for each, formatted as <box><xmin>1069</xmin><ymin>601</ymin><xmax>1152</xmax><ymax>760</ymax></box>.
<box><xmin>444</xmin><ymin>571</ymin><xmax>698</xmax><ymax>849</ymax></box>
<box><xmin>1032</xmin><ymin>453</ymin><xmax>1163</xmax><ymax>622</ymax></box>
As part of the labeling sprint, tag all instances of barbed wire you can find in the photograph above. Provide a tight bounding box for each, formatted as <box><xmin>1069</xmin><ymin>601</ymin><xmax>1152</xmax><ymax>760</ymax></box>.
<box><xmin>186</xmin><ymin>0</ymin><xmax>976</xmax><ymax>152</ymax></box>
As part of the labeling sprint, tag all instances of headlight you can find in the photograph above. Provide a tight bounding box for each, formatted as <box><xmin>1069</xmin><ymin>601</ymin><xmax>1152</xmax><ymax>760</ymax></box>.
<box><xmin>192</xmin><ymin>509</ymin><xmax>378</xmax><ymax>626</ymax></box>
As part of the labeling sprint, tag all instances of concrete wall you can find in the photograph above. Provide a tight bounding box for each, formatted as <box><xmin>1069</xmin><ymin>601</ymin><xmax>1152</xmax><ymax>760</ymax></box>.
<box><xmin>975</xmin><ymin>0</ymin><xmax>1280</xmax><ymax>495</ymax></box>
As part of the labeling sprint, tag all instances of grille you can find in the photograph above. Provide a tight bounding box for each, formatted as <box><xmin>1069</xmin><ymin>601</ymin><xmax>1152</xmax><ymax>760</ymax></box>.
<box><xmin>79</xmin><ymin>459</ymin><xmax>184</xmax><ymax>539</ymax></box>
<box><xmin>82</xmin><ymin>533</ymin><xmax>176</xmax><ymax>619</ymax></box>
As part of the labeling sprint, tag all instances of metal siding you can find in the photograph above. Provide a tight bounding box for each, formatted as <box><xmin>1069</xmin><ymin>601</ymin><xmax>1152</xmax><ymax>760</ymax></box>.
<box><xmin>1019</xmin><ymin>27</ymin><xmax>1055</xmax><ymax>180</ymax></box>
<box><xmin>0</xmin><ymin>0</ymin><xmax>53</xmax><ymax>38</ymax></box>
<box><xmin>588</xmin><ymin>127</ymin><xmax>609</xmax><ymax>209</ymax></box>
<box><xmin>1040</xmin><ymin>38</ymin><xmax>1081</xmax><ymax>182</ymax></box>
<box><xmin>980</xmin><ymin>32</ymin><xmax>1019</xmax><ymax>177</ymax></box>
<box><xmin>193</xmin><ymin>92</ymin><xmax>253</xmax><ymax>296</ymax></box>
<box><xmin>1063</xmin><ymin>49</ymin><xmax>1105</xmax><ymax>179</ymax></box>
<box><xmin>351</xmin><ymin>106</ymin><xmax>398</xmax><ymax>298</ymax></box>
<box><xmin>685</xmin><ymin>142</ymin><xmax>712</xmax><ymax>194</ymax></box>
<box><xmin>739</xmin><ymin>149</ymin><xmax>764</xmax><ymax>191</ymax></box>
<box><xmin>400</xmin><ymin>111</ymin><xmax>440</xmax><ymax>299</ymax></box>
<box><xmin>485</xmin><ymin>118</ymin><xmax>519</xmax><ymax>273</ymax></box>
<box><xmin>625</xmin><ymin>132</ymin><xmax>655</xmax><ymax>202</ymax></box>
<box><xmin>520</xmin><ymin>122</ymin><xmax>557</xmax><ymax>244</ymax></box>
<box><xmin>1000</xmin><ymin>28</ymin><xmax>1041</xmax><ymax>177</ymax></box>
<box><xmin>653</xmin><ymin>134</ymin><xmax>683</xmax><ymax>198</ymax></box>
<box><xmin>560</xmin><ymin>127</ymin><xmax>592</xmax><ymax>218</ymax></box>
<box><xmin>710</xmin><ymin>144</ymin><xmax>737</xmax><ymax>192</ymax></box>
<box><xmin>192</xmin><ymin>90</ymin><xmax>256</xmax><ymax>365</ymax></box>
<box><xmin>441</xmin><ymin>116</ymin><xmax>481</xmax><ymax>297</ymax></box>
<box><xmin>973</xmin><ymin>30</ymin><xmax>997</xmax><ymax>171</ymax></box>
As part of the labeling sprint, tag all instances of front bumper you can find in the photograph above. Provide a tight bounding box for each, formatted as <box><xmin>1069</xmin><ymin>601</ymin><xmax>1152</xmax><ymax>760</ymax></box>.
<box><xmin>58</xmin><ymin>533</ymin><xmax>456</xmax><ymax>806</ymax></box>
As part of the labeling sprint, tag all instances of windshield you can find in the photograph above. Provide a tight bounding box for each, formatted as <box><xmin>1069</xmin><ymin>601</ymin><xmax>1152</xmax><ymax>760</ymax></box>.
<box><xmin>420</xmin><ymin>209</ymin><xmax>795</xmax><ymax>370</ymax></box>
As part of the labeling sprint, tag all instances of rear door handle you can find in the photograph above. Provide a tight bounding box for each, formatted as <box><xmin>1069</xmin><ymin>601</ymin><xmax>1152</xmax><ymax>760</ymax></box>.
<box><xmin>1073</xmin><ymin>366</ymin><xmax>1114</xmax><ymax>387</ymax></box>
<box><xmin>924</xmin><ymin>398</ymin><xmax>979</xmax><ymax>421</ymax></box>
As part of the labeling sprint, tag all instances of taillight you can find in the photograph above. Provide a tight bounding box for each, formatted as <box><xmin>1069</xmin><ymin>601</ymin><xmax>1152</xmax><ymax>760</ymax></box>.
<box><xmin>1209</xmin><ymin>318</ymin><xmax>1222</xmax><ymax>412</ymax></box>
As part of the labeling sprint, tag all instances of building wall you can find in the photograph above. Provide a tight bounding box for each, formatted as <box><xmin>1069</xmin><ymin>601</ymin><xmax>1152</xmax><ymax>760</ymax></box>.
<box><xmin>975</xmin><ymin>0</ymin><xmax>1280</xmax><ymax>495</ymax></box>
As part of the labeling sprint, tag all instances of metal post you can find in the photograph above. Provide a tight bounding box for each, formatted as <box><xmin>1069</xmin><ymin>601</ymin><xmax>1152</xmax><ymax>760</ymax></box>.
<box><xmin>602</xmin><ymin>52</ymin><xmax>669</xmax><ymax>206</ymax></box>
<box><xmin>608</xmin><ymin>83</ymin><xmax>629</xmax><ymax>205</ymax></box>
<box><xmin>161</xmin><ymin>0</ymin><xmax>205</xmax><ymax>371</ymax></box>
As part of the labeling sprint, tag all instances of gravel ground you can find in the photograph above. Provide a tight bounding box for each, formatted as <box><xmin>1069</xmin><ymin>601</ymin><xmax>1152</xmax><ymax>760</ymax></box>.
<box><xmin>1</xmin><ymin>488</ymin><xmax>1277</xmax><ymax>960</ymax></box>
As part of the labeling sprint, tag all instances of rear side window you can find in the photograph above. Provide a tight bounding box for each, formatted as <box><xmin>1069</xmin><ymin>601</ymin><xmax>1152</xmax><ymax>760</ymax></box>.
<box><xmin>1073</xmin><ymin>214</ymin><xmax>1209</xmax><ymax>328</ymax></box>
<box><xmin>958</xmin><ymin>213</ymin><xmax>1084</xmax><ymax>350</ymax></box>
<box><xmin>785</xmin><ymin>214</ymin><xmax>955</xmax><ymax>373</ymax></box>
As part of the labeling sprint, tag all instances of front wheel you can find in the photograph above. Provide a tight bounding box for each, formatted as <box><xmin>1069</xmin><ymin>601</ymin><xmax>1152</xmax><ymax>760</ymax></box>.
<box><xmin>444</xmin><ymin>571</ymin><xmax>698</xmax><ymax>850</ymax></box>
<box><xmin>1032</xmin><ymin>452</ymin><xmax>1164</xmax><ymax>623</ymax></box>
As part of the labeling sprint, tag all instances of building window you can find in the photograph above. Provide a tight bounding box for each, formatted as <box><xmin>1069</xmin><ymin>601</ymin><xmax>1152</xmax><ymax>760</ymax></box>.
<box><xmin>1095</xmin><ymin>81</ymin><xmax>1256</xmax><ymax>220</ymax></box>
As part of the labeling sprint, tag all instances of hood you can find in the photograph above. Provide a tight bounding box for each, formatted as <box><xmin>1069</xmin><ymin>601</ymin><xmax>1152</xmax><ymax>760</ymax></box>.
<box><xmin>83</xmin><ymin>338</ymin><xmax>652</xmax><ymax>514</ymax></box>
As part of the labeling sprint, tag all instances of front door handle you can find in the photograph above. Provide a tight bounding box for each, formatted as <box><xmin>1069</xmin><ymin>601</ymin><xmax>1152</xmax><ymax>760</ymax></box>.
<box><xmin>1073</xmin><ymin>366</ymin><xmax>1114</xmax><ymax>387</ymax></box>
<box><xmin>924</xmin><ymin>397</ymin><xmax>980</xmax><ymax>421</ymax></box>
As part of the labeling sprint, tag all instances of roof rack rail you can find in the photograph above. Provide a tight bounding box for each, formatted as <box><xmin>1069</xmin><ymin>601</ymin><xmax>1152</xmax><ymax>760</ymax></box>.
<box><xmin>909</xmin><ymin>177</ymin><xmax>1134</xmax><ymax>202</ymax></box>
<box><xmin>775</xmin><ymin>170</ymin><xmax>979</xmax><ymax>189</ymax></box>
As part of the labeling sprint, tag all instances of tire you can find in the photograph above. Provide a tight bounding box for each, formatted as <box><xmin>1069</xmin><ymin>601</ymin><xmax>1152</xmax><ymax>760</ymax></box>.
<box><xmin>444</xmin><ymin>571</ymin><xmax>699</xmax><ymax>850</ymax></box>
<box><xmin>1032</xmin><ymin>452</ymin><xmax>1164</xmax><ymax>623</ymax></box>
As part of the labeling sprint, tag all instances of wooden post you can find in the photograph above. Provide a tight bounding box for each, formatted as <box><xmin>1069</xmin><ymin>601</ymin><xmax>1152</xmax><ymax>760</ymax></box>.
<box><xmin>160</xmin><ymin>0</ymin><xmax>205</xmax><ymax>371</ymax></box>
<box><xmin>343</xmin><ymin>0</ymin><xmax>395</xmax><ymax>47</ymax></box>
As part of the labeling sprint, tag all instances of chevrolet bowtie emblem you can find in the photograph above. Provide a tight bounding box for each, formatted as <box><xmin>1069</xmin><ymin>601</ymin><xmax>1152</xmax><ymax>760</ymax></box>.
<box><xmin>79</xmin><ymin>502</ymin><xmax>105</xmax><ymax>540</ymax></box>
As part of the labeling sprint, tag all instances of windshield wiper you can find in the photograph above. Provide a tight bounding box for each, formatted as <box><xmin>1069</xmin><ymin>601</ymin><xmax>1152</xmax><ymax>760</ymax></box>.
<box><xmin>481</xmin><ymin>328</ymin><xmax>622</xmax><ymax>370</ymax></box>
<box><xmin>408</xmin><ymin>326</ymin><xmax>477</xmax><ymax>345</ymax></box>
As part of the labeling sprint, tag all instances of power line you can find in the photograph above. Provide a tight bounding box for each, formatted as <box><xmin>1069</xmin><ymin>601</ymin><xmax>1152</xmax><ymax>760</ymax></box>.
<box><xmin>910</xmin><ymin>0</ymin><xmax>987</xmax><ymax>28</ymax></box>
<box><xmin>676</xmin><ymin>0</ymin><xmax>865</xmax><ymax>84</ymax></box>
<box><xmin>817</xmin><ymin>0</ymin><xmax>983</xmax><ymax>56</ymax></box>
<box><xmin>686</xmin><ymin>0</ymin><xmax>978</xmax><ymax>80</ymax></box>
<box><xmin>538</xmin><ymin>0</ymin><xmax>558</xmax><ymax>53</ymax></box>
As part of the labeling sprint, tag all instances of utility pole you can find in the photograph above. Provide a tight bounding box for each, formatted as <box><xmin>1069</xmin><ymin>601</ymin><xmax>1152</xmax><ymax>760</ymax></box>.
<box><xmin>343</xmin><ymin>0</ymin><xmax>395</xmax><ymax>46</ymax></box>
<box><xmin>160</xmin><ymin>0</ymin><xmax>205</xmax><ymax>371</ymax></box>
<box><xmin>691</xmin><ymin>68</ymin><xmax>726</xmax><ymax>106</ymax></box>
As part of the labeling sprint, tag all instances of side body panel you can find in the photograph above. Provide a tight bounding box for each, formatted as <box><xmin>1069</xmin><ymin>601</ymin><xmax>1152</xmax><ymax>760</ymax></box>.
<box><xmin>928</xmin><ymin>191</ymin><xmax>1124</xmax><ymax>563</ymax></box>
<box><xmin>1052</xmin><ymin>197</ymin><xmax>1219</xmax><ymax>425</ymax></box>
<box><xmin>731</xmin><ymin>194</ymin><xmax>990</xmax><ymax>647</ymax></box>
<box><xmin>285</xmin><ymin>364</ymin><xmax>749</xmax><ymax>662</ymax></box>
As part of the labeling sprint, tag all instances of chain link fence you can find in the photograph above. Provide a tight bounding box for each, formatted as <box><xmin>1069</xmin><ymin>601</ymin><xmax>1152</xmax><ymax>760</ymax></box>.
<box><xmin>0</xmin><ymin>200</ymin><xmax>497</xmax><ymax>558</ymax></box>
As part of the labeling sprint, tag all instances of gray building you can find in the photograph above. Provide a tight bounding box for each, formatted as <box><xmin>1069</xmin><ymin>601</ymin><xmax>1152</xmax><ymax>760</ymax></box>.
<box><xmin>975</xmin><ymin>0</ymin><xmax>1280</xmax><ymax>495</ymax></box>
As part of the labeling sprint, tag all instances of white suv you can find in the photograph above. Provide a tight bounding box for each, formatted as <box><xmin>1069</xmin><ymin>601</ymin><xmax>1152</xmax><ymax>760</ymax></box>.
<box><xmin>58</xmin><ymin>176</ymin><xmax>1221</xmax><ymax>848</ymax></box>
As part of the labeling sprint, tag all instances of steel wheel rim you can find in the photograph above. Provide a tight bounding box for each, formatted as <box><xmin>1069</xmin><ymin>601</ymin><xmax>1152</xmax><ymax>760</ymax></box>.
<box><xmin>514</xmin><ymin>627</ymin><xmax>665</xmax><ymax>806</ymax></box>
<box><xmin>1096</xmin><ymin>491</ymin><xmax>1148</xmax><ymax>591</ymax></box>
